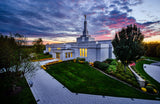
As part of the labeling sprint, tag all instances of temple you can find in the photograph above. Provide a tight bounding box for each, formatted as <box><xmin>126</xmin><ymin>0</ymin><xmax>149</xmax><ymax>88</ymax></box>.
<box><xmin>77</xmin><ymin>15</ymin><xmax>95</xmax><ymax>42</ymax></box>
<box><xmin>44</xmin><ymin>15</ymin><xmax>115</xmax><ymax>62</ymax></box>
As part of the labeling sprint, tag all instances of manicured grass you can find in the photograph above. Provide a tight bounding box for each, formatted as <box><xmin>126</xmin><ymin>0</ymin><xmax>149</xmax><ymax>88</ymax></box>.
<box><xmin>32</xmin><ymin>53</ymin><xmax>52</xmax><ymax>60</ymax></box>
<box><xmin>133</xmin><ymin>60</ymin><xmax>160</xmax><ymax>98</ymax></box>
<box><xmin>37</xmin><ymin>53</ymin><xmax>52</xmax><ymax>59</ymax></box>
<box><xmin>0</xmin><ymin>74</ymin><xmax>36</xmax><ymax>104</ymax></box>
<box><xmin>46</xmin><ymin>61</ymin><xmax>158</xmax><ymax>99</ymax></box>
<box><xmin>143</xmin><ymin>56</ymin><xmax>160</xmax><ymax>61</ymax></box>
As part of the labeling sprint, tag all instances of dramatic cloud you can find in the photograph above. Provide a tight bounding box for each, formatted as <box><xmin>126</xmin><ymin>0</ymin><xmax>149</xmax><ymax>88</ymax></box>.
<box><xmin>0</xmin><ymin>0</ymin><xmax>160</xmax><ymax>44</ymax></box>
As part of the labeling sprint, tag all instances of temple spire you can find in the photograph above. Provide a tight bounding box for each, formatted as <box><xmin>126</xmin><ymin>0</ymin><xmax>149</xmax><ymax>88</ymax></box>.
<box><xmin>76</xmin><ymin>14</ymin><xmax>95</xmax><ymax>42</ymax></box>
<box><xmin>83</xmin><ymin>15</ymin><xmax>88</xmax><ymax>36</ymax></box>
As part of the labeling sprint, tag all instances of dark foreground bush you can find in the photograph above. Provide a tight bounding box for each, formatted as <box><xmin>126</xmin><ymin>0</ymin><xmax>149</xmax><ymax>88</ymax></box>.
<box><xmin>94</xmin><ymin>61</ymin><xmax>109</xmax><ymax>71</ymax></box>
<box><xmin>146</xmin><ymin>85</ymin><xmax>154</xmax><ymax>93</ymax></box>
<box><xmin>76</xmin><ymin>57</ymin><xmax>85</xmax><ymax>62</ymax></box>
<box><xmin>105</xmin><ymin>58</ymin><xmax>114</xmax><ymax>64</ymax></box>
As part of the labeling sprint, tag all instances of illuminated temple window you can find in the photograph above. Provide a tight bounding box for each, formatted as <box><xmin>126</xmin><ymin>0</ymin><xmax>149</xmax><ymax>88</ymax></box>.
<box><xmin>80</xmin><ymin>48</ymin><xmax>87</xmax><ymax>57</ymax></box>
<box><xmin>80</xmin><ymin>48</ymin><xmax>82</xmax><ymax>56</ymax></box>
<box><xmin>65</xmin><ymin>53</ymin><xmax>67</xmax><ymax>58</ymax></box>
<box><xmin>70</xmin><ymin>52</ymin><xmax>72</xmax><ymax>57</ymax></box>
<box><xmin>85</xmin><ymin>48</ymin><xmax>87</xmax><ymax>57</ymax></box>
<box><xmin>57</xmin><ymin>48</ymin><xmax>61</xmax><ymax>50</ymax></box>
<box><xmin>48</xmin><ymin>47</ymin><xmax>51</xmax><ymax>52</ymax></box>
<box><xmin>82</xmin><ymin>48</ymin><xmax>84</xmax><ymax>57</ymax></box>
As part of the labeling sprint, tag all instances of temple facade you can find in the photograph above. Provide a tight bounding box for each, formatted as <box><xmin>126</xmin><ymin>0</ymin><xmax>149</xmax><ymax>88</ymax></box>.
<box><xmin>44</xmin><ymin>15</ymin><xmax>115</xmax><ymax>62</ymax></box>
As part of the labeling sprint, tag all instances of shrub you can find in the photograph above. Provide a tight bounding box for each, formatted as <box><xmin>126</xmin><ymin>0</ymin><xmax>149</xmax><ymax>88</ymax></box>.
<box><xmin>117</xmin><ymin>62</ymin><xmax>124</xmax><ymax>71</ymax></box>
<box><xmin>115</xmin><ymin>73</ymin><xmax>121</xmax><ymax>78</ymax></box>
<box><xmin>124</xmin><ymin>74</ymin><xmax>131</xmax><ymax>79</ymax></box>
<box><xmin>94</xmin><ymin>61</ymin><xmax>109</xmax><ymax>71</ymax></box>
<box><xmin>78</xmin><ymin>60</ymin><xmax>85</xmax><ymax>64</ymax></box>
<box><xmin>132</xmin><ymin>82</ymin><xmax>139</xmax><ymax>88</ymax></box>
<box><xmin>76</xmin><ymin>57</ymin><xmax>85</xmax><ymax>62</ymax></box>
<box><xmin>147</xmin><ymin>84</ymin><xmax>157</xmax><ymax>89</ymax></box>
<box><xmin>107</xmin><ymin>65</ymin><xmax>116</xmax><ymax>73</ymax></box>
<box><xmin>89</xmin><ymin>62</ymin><xmax>94</xmax><ymax>66</ymax></box>
<box><xmin>44</xmin><ymin>52</ymin><xmax>49</xmax><ymax>55</ymax></box>
<box><xmin>120</xmin><ymin>76</ymin><xmax>126</xmax><ymax>81</ymax></box>
<box><xmin>145</xmin><ymin>80</ymin><xmax>149</xmax><ymax>86</ymax></box>
<box><xmin>73</xmin><ymin>59</ymin><xmax>76</xmax><ymax>63</ymax></box>
<box><xmin>105</xmin><ymin>58</ymin><xmax>114</xmax><ymax>64</ymax></box>
<box><xmin>153</xmin><ymin>89</ymin><xmax>158</xmax><ymax>94</ymax></box>
<box><xmin>126</xmin><ymin>79</ymin><xmax>132</xmax><ymax>84</ymax></box>
<box><xmin>84</xmin><ymin>61</ymin><xmax>89</xmax><ymax>65</ymax></box>
<box><xmin>94</xmin><ymin>61</ymin><xmax>101</xmax><ymax>67</ymax></box>
<box><xmin>110</xmin><ymin>60</ymin><xmax>118</xmax><ymax>66</ymax></box>
<box><xmin>146</xmin><ymin>85</ymin><xmax>154</xmax><ymax>93</ymax></box>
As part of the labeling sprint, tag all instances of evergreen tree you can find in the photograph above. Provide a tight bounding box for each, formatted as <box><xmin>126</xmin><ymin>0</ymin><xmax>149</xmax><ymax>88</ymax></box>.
<box><xmin>112</xmin><ymin>24</ymin><xmax>145</xmax><ymax>72</ymax></box>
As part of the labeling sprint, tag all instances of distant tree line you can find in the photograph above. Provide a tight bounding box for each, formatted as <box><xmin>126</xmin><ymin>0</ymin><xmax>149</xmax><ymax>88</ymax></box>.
<box><xmin>144</xmin><ymin>42</ymin><xmax>160</xmax><ymax>58</ymax></box>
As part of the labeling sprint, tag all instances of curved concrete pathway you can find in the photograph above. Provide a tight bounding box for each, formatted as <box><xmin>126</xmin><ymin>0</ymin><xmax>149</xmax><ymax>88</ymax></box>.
<box><xmin>144</xmin><ymin>64</ymin><xmax>160</xmax><ymax>83</ymax></box>
<box><xmin>25</xmin><ymin>60</ymin><xmax>160</xmax><ymax>104</ymax></box>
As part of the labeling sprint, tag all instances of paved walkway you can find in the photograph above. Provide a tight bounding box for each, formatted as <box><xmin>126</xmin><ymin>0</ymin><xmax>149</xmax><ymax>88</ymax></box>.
<box><xmin>25</xmin><ymin>60</ymin><xmax>160</xmax><ymax>104</ymax></box>
<box><xmin>144</xmin><ymin>64</ymin><xmax>160</xmax><ymax>83</ymax></box>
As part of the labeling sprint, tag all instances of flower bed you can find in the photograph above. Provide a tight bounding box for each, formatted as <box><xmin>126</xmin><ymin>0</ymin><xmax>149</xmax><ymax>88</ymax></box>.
<box><xmin>32</xmin><ymin>58</ymin><xmax>53</xmax><ymax>62</ymax></box>
<box><xmin>94</xmin><ymin>60</ymin><xmax>139</xmax><ymax>88</ymax></box>
<box><xmin>41</xmin><ymin>60</ymin><xmax>63</xmax><ymax>70</ymax></box>
<box><xmin>89</xmin><ymin>62</ymin><xmax>94</xmax><ymax>66</ymax></box>
<box><xmin>41</xmin><ymin>65</ymin><xmax>47</xmax><ymax>70</ymax></box>
<box><xmin>131</xmin><ymin>60</ymin><xmax>159</xmax><ymax>95</ymax></box>
<box><xmin>45</xmin><ymin>60</ymin><xmax>62</xmax><ymax>65</ymax></box>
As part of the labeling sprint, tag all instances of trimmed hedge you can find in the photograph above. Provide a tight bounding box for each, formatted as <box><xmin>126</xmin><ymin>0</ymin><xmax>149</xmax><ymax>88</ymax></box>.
<box><xmin>94</xmin><ymin>61</ymin><xmax>109</xmax><ymax>71</ymax></box>
<box><xmin>76</xmin><ymin>57</ymin><xmax>85</xmax><ymax>62</ymax></box>
<box><xmin>105</xmin><ymin>58</ymin><xmax>114</xmax><ymax>64</ymax></box>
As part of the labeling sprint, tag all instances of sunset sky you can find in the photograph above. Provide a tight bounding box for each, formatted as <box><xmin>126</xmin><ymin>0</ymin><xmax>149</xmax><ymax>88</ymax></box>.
<box><xmin>0</xmin><ymin>0</ymin><xmax>160</xmax><ymax>44</ymax></box>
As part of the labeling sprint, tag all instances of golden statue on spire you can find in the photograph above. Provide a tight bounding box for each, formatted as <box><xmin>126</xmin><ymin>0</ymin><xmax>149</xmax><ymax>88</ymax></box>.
<box><xmin>84</xmin><ymin>14</ymin><xmax>86</xmax><ymax>20</ymax></box>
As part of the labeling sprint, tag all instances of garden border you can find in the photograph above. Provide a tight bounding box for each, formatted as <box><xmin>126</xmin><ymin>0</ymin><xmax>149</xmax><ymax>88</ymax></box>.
<box><xmin>90</xmin><ymin>65</ymin><xmax>156</xmax><ymax>95</ymax></box>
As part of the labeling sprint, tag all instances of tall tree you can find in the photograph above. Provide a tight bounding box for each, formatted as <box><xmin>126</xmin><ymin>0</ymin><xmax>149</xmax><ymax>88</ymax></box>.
<box><xmin>112</xmin><ymin>24</ymin><xmax>145</xmax><ymax>72</ymax></box>
<box><xmin>0</xmin><ymin>33</ymin><xmax>36</xmax><ymax>91</ymax></box>
<box><xmin>32</xmin><ymin>38</ymin><xmax>44</xmax><ymax>53</ymax></box>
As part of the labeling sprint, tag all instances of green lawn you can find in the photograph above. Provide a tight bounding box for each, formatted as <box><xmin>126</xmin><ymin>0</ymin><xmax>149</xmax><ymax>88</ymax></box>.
<box><xmin>143</xmin><ymin>56</ymin><xmax>160</xmax><ymax>61</ymax></box>
<box><xmin>133</xmin><ymin>60</ymin><xmax>160</xmax><ymax>98</ymax></box>
<box><xmin>33</xmin><ymin>53</ymin><xmax>52</xmax><ymax>60</ymax></box>
<box><xmin>0</xmin><ymin>74</ymin><xmax>36</xmax><ymax>104</ymax></box>
<box><xmin>46</xmin><ymin>61</ymin><xmax>158</xmax><ymax>99</ymax></box>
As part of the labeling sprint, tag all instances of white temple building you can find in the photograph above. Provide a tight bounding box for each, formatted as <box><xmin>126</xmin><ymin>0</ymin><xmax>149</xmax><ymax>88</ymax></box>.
<box><xmin>44</xmin><ymin>15</ymin><xmax>115</xmax><ymax>62</ymax></box>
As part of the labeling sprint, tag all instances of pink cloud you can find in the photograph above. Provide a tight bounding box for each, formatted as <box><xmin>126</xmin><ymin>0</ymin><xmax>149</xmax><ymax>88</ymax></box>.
<box><xmin>94</xmin><ymin>34</ymin><xmax>114</xmax><ymax>41</ymax></box>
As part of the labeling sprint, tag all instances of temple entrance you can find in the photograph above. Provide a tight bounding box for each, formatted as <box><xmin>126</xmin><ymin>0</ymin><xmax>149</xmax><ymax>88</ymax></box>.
<box><xmin>56</xmin><ymin>53</ymin><xmax>60</xmax><ymax>59</ymax></box>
